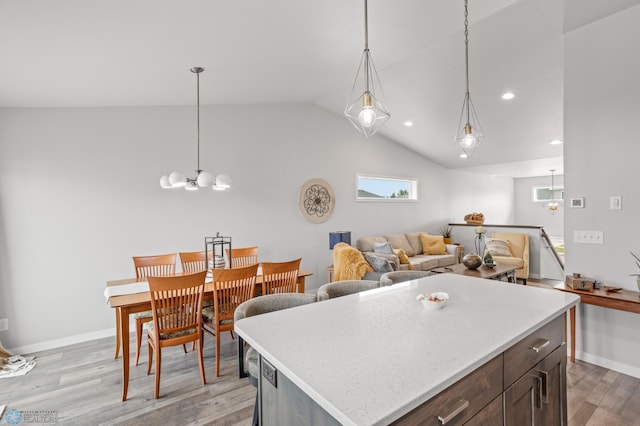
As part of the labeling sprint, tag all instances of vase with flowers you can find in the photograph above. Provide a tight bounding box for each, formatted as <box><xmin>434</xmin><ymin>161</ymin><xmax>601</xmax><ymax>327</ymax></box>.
<box><xmin>630</xmin><ymin>251</ymin><xmax>640</xmax><ymax>292</ymax></box>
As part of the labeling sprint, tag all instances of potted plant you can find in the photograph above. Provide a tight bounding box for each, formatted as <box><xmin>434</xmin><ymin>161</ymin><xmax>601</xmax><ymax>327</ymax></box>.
<box><xmin>439</xmin><ymin>225</ymin><xmax>453</xmax><ymax>244</ymax></box>
<box><xmin>483</xmin><ymin>251</ymin><xmax>495</xmax><ymax>268</ymax></box>
<box><xmin>630</xmin><ymin>252</ymin><xmax>640</xmax><ymax>292</ymax></box>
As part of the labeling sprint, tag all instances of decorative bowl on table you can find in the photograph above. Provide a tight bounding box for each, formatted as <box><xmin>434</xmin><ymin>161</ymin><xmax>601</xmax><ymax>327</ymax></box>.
<box><xmin>416</xmin><ymin>292</ymin><xmax>449</xmax><ymax>310</ymax></box>
<box><xmin>462</xmin><ymin>253</ymin><xmax>482</xmax><ymax>270</ymax></box>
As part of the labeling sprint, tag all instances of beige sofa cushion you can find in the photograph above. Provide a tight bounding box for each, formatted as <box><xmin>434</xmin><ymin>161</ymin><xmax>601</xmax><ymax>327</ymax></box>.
<box><xmin>384</xmin><ymin>234</ymin><xmax>415</xmax><ymax>257</ymax></box>
<box><xmin>356</xmin><ymin>236</ymin><xmax>387</xmax><ymax>253</ymax></box>
<box><xmin>405</xmin><ymin>232</ymin><xmax>423</xmax><ymax>255</ymax></box>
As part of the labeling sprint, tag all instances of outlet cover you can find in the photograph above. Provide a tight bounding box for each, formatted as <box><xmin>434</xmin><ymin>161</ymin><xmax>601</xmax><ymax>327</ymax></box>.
<box><xmin>0</xmin><ymin>318</ymin><xmax>8</xmax><ymax>331</ymax></box>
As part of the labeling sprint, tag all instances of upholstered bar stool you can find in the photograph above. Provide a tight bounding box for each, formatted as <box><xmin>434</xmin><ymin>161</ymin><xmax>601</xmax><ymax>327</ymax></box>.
<box><xmin>316</xmin><ymin>280</ymin><xmax>379</xmax><ymax>301</ymax></box>
<box><xmin>379</xmin><ymin>270</ymin><xmax>434</xmax><ymax>286</ymax></box>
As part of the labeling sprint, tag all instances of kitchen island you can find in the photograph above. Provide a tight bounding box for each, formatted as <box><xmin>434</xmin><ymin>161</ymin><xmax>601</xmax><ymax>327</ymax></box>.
<box><xmin>235</xmin><ymin>273</ymin><xmax>580</xmax><ymax>425</ymax></box>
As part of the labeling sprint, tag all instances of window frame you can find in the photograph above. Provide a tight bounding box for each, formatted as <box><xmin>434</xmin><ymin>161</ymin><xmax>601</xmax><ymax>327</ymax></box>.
<box><xmin>532</xmin><ymin>186</ymin><xmax>564</xmax><ymax>203</ymax></box>
<box><xmin>355</xmin><ymin>173</ymin><xmax>418</xmax><ymax>202</ymax></box>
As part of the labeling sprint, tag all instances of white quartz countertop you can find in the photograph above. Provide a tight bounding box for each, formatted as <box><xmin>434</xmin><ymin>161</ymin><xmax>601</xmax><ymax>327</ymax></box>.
<box><xmin>234</xmin><ymin>274</ymin><xmax>580</xmax><ymax>426</ymax></box>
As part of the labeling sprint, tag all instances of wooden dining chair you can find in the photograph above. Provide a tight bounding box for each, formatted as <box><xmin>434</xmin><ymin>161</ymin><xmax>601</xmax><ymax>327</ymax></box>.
<box><xmin>179</xmin><ymin>250</ymin><xmax>213</xmax><ymax>273</ymax></box>
<box><xmin>202</xmin><ymin>264</ymin><xmax>258</xmax><ymax>377</ymax></box>
<box><xmin>260</xmin><ymin>258</ymin><xmax>302</xmax><ymax>295</ymax></box>
<box><xmin>225</xmin><ymin>246</ymin><xmax>258</xmax><ymax>268</ymax></box>
<box><xmin>132</xmin><ymin>253</ymin><xmax>177</xmax><ymax>366</ymax></box>
<box><xmin>146</xmin><ymin>270</ymin><xmax>207</xmax><ymax>399</ymax></box>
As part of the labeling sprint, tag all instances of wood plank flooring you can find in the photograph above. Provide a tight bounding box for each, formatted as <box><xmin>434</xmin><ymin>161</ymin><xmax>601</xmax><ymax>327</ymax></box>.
<box><xmin>2</xmin><ymin>332</ymin><xmax>639</xmax><ymax>425</ymax></box>
<box><xmin>0</xmin><ymin>333</ymin><xmax>254</xmax><ymax>425</ymax></box>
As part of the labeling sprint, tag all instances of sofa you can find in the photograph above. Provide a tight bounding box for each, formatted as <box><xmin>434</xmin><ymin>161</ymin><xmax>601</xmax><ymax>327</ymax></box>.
<box><xmin>356</xmin><ymin>232</ymin><xmax>460</xmax><ymax>272</ymax></box>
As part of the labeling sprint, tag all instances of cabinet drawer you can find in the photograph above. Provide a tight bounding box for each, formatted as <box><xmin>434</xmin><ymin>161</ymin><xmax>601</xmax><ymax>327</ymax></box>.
<box><xmin>464</xmin><ymin>395</ymin><xmax>502</xmax><ymax>426</ymax></box>
<box><xmin>504</xmin><ymin>315</ymin><xmax>564</xmax><ymax>387</ymax></box>
<box><xmin>392</xmin><ymin>355</ymin><xmax>503</xmax><ymax>426</ymax></box>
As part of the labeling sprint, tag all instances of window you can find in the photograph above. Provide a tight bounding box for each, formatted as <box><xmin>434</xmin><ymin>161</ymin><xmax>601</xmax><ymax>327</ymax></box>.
<box><xmin>533</xmin><ymin>186</ymin><xmax>564</xmax><ymax>202</ymax></box>
<box><xmin>356</xmin><ymin>174</ymin><xmax>418</xmax><ymax>202</ymax></box>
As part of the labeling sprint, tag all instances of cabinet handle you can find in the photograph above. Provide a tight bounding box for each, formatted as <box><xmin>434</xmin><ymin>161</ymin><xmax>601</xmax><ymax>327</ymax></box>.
<box><xmin>535</xmin><ymin>375</ymin><xmax>543</xmax><ymax>410</ymax></box>
<box><xmin>529</xmin><ymin>338</ymin><xmax>550</xmax><ymax>353</ymax></box>
<box><xmin>437</xmin><ymin>399</ymin><xmax>469</xmax><ymax>425</ymax></box>
<box><xmin>538</xmin><ymin>369</ymin><xmax>549</xmax><ymax>404</ymax></box>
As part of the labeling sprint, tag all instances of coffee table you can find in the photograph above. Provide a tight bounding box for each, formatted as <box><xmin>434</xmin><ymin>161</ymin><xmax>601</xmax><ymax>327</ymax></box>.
<box><xmin>431</xmin><ymin>263</ymin><xmax>517</xmax><ymax>283</ymax></box>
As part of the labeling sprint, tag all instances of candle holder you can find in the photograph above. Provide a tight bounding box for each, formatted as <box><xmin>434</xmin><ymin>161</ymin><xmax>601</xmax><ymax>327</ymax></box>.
<box><xmin>474</xmin><ymin>227</ymin><xmax>486</xmax><ymax>255</ymax></box>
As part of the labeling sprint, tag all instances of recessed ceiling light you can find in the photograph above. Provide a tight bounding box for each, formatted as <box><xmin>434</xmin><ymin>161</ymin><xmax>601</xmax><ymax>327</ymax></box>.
<box><xmin>459</xmin><ymin>153</ymin><xmax>468</xmax><ymax>159</ymax></box>
<box><xmin>549</xmin><ymin>139</ymin><xmax>563</xmax><ymax>145</ymax></box>
<box><xmin>501</xmin><ymin>92</ymin><xmax>515</xmax><ymax>100</ymax></box>
<box><xmin>404</xmin><ymin>121</ymin><xmax>413</xmax><ymax>127</ymax></box>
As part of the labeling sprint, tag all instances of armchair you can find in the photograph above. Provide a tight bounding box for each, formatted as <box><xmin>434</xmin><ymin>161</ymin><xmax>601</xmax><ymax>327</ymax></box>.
<box><xmin>488</xmin><ymin>232</ymin><xmax>529</xmax><ymax>284</ymax></box>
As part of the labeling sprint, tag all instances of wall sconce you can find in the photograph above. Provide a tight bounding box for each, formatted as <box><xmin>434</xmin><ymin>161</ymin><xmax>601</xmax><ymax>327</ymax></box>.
<box><xmin>329</xmin><ymin>231</ymin><xmax>352</xmax><ymax>249</ymax></box>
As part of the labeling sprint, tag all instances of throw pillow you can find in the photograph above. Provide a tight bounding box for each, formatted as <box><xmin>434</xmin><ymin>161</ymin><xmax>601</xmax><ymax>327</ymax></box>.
<box><xmin>393</xmin><ymin>248</ymin><xmax>414</xmax><ymax>270</ymax></box>
<box><xmin>419</xmin><ymin>233</ymin><xmax>447</xmax><ymax>255</ymax></box>
<box><xmin>485</xmin><ymin>238</ymin><xmax>512</xmax><ymax>257</ymax></box>
<box><xmin>384</xmin><ymin>234</ymin><xmax>415</xmax><ymax>257</ymax></box>
<box><xmin>363</xmin><ymin>253</ymin><xmax>394</xmax><ymax>273</ymax></box>
<box><xmin>373</xmin><ymin>242</ymin><xmax>393</xmax><ymax>255</ymax></box>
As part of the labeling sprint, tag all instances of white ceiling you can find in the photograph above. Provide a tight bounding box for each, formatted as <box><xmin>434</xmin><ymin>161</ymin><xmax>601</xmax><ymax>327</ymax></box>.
<box><xmin>1</xmin><ymin>0</ymin><xmax>638</xmax><ymax>177</ymax></box>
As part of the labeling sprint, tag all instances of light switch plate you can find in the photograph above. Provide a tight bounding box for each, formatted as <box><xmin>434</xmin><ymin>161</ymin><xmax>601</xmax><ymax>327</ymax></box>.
<box><xmin>610</xmin><ymin>196</ymin><xmax>622</xmax><ymax>210</ymax></box>
<box><xmin>574</xmin><ymin>231</ymin><xmax>604</xmax><ymax>244</ymax></box>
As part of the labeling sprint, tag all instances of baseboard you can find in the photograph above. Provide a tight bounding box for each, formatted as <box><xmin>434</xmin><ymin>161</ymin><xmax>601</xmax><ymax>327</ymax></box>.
<box><xmin>576</xmin><ymin>350</ymin><xmax>640</xmax><ymax>379</ymax></box>
<box><xmin>8</xmin><ymin>328</ymin><xmax>115</xmax><ymax>356</ymax></box>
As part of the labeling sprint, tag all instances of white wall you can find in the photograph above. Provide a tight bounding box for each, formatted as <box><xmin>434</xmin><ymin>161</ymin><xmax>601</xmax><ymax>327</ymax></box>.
<box><xmin>514</xmin><ymin>175</ymin><xmax>564</xmax><ymax>238</ymax></box>
<box><xmin>447</xmin><ymin>170</ymin><xmax>515</xmax><ymax>225</ymax></box>
<box><xmin>564</xmin><ymin>4</ymin><xmax>640</xmax><ymax>377</ymax></box>
<box><xmin>0</xmin><ymin>103</ymin><xmax>514</xmax><ymax>351</ymax></box>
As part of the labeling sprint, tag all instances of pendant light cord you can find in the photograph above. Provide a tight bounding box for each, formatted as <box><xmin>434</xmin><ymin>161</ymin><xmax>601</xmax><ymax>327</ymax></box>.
<box><xmin>464</xmin><ymin>0</ymin><xmax>471</xmax><ymax>124</ymax></box>
<box><xmin>196</xmin><ymin>70</ymin><xmax>201</xmax><ymax>173</ymax></box>
<box><xmin>363</xmin><ymin>0</ymin><xmax>370</xmax><ymax>92</ymax></box>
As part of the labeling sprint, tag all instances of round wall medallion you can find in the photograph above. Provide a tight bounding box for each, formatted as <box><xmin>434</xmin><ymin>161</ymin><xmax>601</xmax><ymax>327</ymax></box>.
<box><xmin>298</xmin><ymin>178</ymin><xmax>335</xmax><ymax>224</ymax></box>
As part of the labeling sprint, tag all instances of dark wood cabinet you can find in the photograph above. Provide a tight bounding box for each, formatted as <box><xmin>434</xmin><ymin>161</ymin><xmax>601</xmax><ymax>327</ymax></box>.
<box><xmin>504</xmin><ymin>345</ymin><xmax>567</xmax><ymax>426</ymax></box>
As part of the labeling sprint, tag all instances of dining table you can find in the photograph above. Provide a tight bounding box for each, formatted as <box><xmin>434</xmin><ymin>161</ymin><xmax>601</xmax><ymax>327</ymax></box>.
<box><xmin>105</xmin><ymin>269</ymin><xmax>312</xmax><ymax>401</ymax></box>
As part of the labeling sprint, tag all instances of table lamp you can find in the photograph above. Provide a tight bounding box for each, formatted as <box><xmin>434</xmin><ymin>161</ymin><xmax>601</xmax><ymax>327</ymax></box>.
<box><xmin>329</xmin><ymin>231</ymin><xmax>351</xmax><ymax>249</ymax></box>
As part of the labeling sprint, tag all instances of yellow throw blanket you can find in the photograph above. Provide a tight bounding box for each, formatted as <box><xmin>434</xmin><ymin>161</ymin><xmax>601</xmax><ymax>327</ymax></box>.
<box><xmin>333</xmin><ymin>242</ymin><xmax>373</xmax><ymax>281</ymax></box>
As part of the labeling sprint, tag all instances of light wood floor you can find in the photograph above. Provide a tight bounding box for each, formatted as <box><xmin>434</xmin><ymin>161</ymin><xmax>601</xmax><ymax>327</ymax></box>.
<box><xmin>2</xmin><ymin>333</ymin><xmax>639</xmax><ymax>425</ymax></box>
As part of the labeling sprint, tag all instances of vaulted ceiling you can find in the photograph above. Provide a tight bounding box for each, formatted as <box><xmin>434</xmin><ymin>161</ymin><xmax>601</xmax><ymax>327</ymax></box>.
<box><xmin>2</xmin><ymin>0</ymin><xmax>638</xmax><ymax>176</ymax></box>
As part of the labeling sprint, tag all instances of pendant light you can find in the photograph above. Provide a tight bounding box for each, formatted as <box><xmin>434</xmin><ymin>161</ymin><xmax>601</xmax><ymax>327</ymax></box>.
<box><xmin>160</xmin><ymin>67</ymin><xmax>231</xmax><ymax>191</ymax></box>
<box><xmin>547</xmin><ymin>169</ymin><xmax>559</xmax><ymax>214</ymax></box>
<box><xmin>344</xmin><ymin>0</ymin><xmax>390</xmax><ymax>138</ymax></box>
<box><xmin>454</xmin><ymin>0</ymin><xmax>483</xmax><ymax>158</ymax></box>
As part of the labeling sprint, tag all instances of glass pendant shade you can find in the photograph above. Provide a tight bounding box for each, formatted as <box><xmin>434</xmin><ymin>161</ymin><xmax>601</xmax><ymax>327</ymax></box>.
<box><xmin>168</xmin><ymin>171</ymin><xmax>187</xmax><ymax>187</ymax></box>
<box><xmin>213</xmin><ymin>174</ymin><xmax>231</xmax><ymax>191</ymax></box>
<box><xmin>159</xmin><ymin>174</ymin><xmax>172</xmax><ymax>189</ymax></box>
<box><xmin>547</xmin><ymin>201</ymin><xmax>558</xmax><ymax>214</ymax></box>
<box><xmin>344</xmin><ymin>0</ymin><xmax>390</xmax><ymax>138</ymax></box>
<box><xmin>196</xmin><ymin>171</ymin><xmax>215</xmax><ymax>187</ymax></box>
<box><xmin>455</xmin><ymin>98</ymin><xmax>484</xmax><ymax>157</ymax></box>
<box><xmin>160</xmin><ymin>67</ymin><xmax>231</xmax><ymax>192</ymax></box>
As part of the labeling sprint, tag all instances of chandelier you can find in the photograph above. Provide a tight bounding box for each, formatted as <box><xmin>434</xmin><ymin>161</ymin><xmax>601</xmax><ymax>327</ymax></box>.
<box><xmin>344</xmin><ymin>0</ymin><xmax>390</xmax><ymax>138</ymax></box>
<box><xmin>454</xmin><ymin>0</ymin><xmax>483</xmax><ymax>158</ymax></box>
<box><xmin>160</xmin><ymin>67</ymin><xmax>231</xmax><ymax>191</ymax></box>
